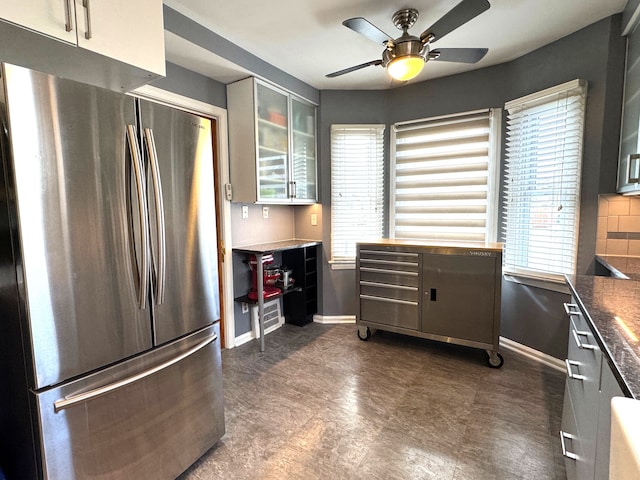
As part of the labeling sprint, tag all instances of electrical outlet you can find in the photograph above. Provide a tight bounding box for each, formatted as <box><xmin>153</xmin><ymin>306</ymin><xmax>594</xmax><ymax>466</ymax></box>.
<box><xmin>311</xmin><ymin>213</ymin><xmax>318</xmax><ymax>226</ymax></box>
<box><xmin>241</xmin><ymin>302</ymin><xmax>248</xmax><ymax>314</ymax></box>
<box><xmin>263</xmin><ymin>206</ymin><xmax>269</xmax><ymax>219</ymax></box>
<box><xmin>242</xmin><ymin>205</ymin><xmax>248</xmax><ymax>219</ymax></box>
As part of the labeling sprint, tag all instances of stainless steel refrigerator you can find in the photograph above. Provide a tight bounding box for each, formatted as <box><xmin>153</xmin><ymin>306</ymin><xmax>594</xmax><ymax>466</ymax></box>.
<box><xmin>0</xmin><ymin>63</ymin><xmax>224</xmax><ymax>479</ymax></box>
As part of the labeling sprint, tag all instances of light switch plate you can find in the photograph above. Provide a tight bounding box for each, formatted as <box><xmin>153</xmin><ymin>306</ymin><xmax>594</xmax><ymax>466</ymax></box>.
<box><xmin>242</xmin><ymin>205</ymin><xmax>248</xmax><ymax>219</ymax></box>
<box><xmin>311</xmin><ymin>213</ymin><xmax>318</xmax><ymax>226</ymax></box>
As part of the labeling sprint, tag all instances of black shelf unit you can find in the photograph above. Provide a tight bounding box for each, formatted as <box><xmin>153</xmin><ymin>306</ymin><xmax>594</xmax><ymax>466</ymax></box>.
<box><xmin>282</xmin><ymin>245</ymin><xmax>318</xmax><ymax>326</ymax></box>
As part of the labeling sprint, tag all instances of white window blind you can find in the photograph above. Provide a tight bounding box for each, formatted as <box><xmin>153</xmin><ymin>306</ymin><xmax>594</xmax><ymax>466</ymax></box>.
<box><xmin>391</xmin><ymin>109</ymin><xmax>500</xmax><ymax>242</ymax></box>
<box><xmin>503</xmin><ymin>79</ymin><xmax>587</xmax><ymax>282</ymax></box>
<box><xmin>330</xmin><ymin>125</ymin><xmax>385</xmax><ymax>263</ymax></box>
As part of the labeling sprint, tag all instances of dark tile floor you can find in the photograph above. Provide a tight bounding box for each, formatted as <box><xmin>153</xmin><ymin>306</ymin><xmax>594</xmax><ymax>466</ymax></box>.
<box><xmin>179</xmin><ymin>323</ymin><xmax>567</xmax><ymax>480</ymax></box>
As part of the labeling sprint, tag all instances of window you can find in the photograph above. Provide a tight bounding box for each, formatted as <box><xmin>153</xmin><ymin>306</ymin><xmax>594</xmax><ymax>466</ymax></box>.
<box><xmin>391</xmin><ymin>109</ymin><xmax>501</xmax><ymax>242</ymax></box>
<box><xmin>503</xmin><ymin>79</ymin><xmax>587</xmax><ymax>282</ymax></box>
<box><xmin>330</xmin><ymin>125</ymin><xmax>385</xmax><ymax>264</ymax></box>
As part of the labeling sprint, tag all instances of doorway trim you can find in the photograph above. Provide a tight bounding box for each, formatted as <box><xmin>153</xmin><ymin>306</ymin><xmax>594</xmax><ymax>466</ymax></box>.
<box><xmin>132</xmin><ymin>84</ymin><xmax>236</xmax><ymax>348</ymax></box>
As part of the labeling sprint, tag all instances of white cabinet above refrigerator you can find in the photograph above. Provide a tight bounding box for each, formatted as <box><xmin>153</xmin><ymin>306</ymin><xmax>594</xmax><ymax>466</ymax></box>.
<box><xmin>0</xmin><ymin>0</ymin><xmax>165</xmax><ymax>91</ymax></box>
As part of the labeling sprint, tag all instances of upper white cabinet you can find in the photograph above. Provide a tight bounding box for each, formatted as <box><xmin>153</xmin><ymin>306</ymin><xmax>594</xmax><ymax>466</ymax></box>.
<box><xmin>227</xmin><ymin>77</ymin><xmax>317</xmax><ymax>204</ymax></box>
<box><xmin>618</xmin><ymin>13</ymin><xmax>640</xmax><ymax>194</ymax></box>
<box><xmin>0</xmin><ymin>0</ymin><xmax>77</xmax><ymax>44</ymax></box>
<box><xmin>0</xmin><ymin>0</ymin><xmax>165</xmax><ymax>77</ymax></box>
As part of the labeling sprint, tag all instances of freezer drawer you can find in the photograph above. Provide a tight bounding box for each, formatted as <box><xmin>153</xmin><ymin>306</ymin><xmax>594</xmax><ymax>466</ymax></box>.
<box><xmin>34</xmin><ymin>324</ymin><xmax>224</xmax><ymax>480</ymax></box>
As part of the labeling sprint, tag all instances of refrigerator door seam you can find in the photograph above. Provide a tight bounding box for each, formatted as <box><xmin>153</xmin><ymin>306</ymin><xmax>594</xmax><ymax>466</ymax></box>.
<box><xmin>53</xmin><ymin>333</ymin><xmax>217</xmax><ymax>412</ymax></box>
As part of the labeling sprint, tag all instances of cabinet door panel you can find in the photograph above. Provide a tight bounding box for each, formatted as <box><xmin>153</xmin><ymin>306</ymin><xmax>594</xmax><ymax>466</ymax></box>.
<box><xmin>594</xmin><ymin>360</ymin><xmax>625</xmax><ymax>480</ymax></box>
<box><xmin>618</xmin><ymin>24</ymin><xmax>640</xmax><ymax>193</ymax></box>
<box><xmin>74</xmin><ymin>0</ymin><xmax>165</xmax><ymax>75</ymax></box>
<box><xmin>256</xmin><ymin>83</ymin><xmax>289</xmax><ymax>201</ymax></box>
<box><xmin>0</xmin><ymin>0</ymin><xmax>77</xmax><ymax>44</ymax></box>
<box><xmin>291</xmin><ymin>97</ymin><xmax>317</xmax><ymax>202</ymax></box>
<box><xmin>421</xmin><ymin>254</ymin><xmax>497</xmax><ymax>344</ymax></box>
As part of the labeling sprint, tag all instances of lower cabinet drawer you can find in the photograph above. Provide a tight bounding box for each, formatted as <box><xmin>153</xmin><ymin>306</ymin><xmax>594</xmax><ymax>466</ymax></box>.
<box><xmin>566</xmin><ymin>317</ymin><xmax>602</xmax><ymax>446</ymax></box>
<box><xmin>360</xmin><ymin>295</ymin><xmax>419</xmax><ymax>330</ymax></box>
<box><xmin>561</xmin><ymin>383</ymin><xmax>593</xmax><ymax>480</ymax></box>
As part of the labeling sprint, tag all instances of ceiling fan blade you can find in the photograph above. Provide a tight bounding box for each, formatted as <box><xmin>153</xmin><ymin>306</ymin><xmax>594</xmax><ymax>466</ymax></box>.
<box><xmin>343</xmin><ymin>17</ymin><xmax>394</xmax><ymax>45</ymax></box>
<box><xmin>420</xmin><ymin>0</ymin><xmax>490</xmax><ymax>43</ymax></box>
<box><xmin>431</xmin><ymin>48</ymin><xmax>488</xmax><ymax>64</ymax></box>
<box><xmin>326</xmin><ymin>60</ymin><xmax>383</xmax><ymax>78</ymax></box>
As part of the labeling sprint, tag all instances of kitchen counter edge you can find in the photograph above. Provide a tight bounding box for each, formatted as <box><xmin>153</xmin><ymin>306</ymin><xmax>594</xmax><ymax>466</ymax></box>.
<box><xmin>565</xmin><ymin>274</ymin><xmax>639</xmax><ymax>399</ymax></box>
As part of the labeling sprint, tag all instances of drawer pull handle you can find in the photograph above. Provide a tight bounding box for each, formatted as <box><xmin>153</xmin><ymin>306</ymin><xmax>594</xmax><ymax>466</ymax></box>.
<box><xmin>572</xmin><ymin>327</ymin><xmax>596</xmax><ymax>350</ymax></box>
<box><xmin>54</xmin><ymin>334</ymin><xmax>217</xmax><ymax>412</ymax></box>
<box><xmin>360</xmin><ymin>294</ymin><xmax>417</xmax><ymax>306</ymax></box>
<box><xmin>360</xmin><ymin>250</ymin><xmax>419</xmax><ymax>258</ymax></box>
<box><xmin>559</xmin><ymin>431</ymin><xmax>578</xmax><ymax>460</ymax></box>
<box><xmin>360</xmin><ymin>267</ymin><xmax>418</xmax><ymax>277</ymax></box>
<box><xmin>565</xmin><ymin>359</ymin><xmax>585</xmax><ymax>381</ymax></box>
<box><xmin>359</xmin><ymin>281</ymin><xmax>418</xmax><ymax>291</ymax></box>
<box><xmin>361</xmin><ymin>259</ymin><xmax>418</xmax><ymax>268</ymax></box>
<box><xmin>563</xmin><ymin>303</ymin><xmax>582</xmax><ymax>316</ymax></box>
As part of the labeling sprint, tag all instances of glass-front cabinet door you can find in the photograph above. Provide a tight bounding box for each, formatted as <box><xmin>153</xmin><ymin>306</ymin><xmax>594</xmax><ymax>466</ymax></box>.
<box><xmin>291</xmin><ymin>97</ymin><xmax>317</xmax><ymax>202</ymax></box>
<box><xmin>227</xmin><ymin>77</ymin><xmax>317</xmax><ymax>204</ymax></box>
<box><xmin>256</xmin><ymin>83</ymin><xmax>289</xmax><ymax>201</ymax></box>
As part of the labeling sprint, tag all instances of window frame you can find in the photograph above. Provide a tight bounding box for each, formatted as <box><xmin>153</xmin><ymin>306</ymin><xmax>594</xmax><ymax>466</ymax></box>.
<box><xmin>389</xmin><ymin>108</ymin><xmax>502</xmax><ymax>244</ymax></box>
<box><xmin>502</xmin><ymin>79</ymin><xmax>587</xmax><ymax>283</ymax></box>
<box><xmin>329</xmin><ymin>124</ymin><xmax>386</xmax><ymax>268</ymax></box>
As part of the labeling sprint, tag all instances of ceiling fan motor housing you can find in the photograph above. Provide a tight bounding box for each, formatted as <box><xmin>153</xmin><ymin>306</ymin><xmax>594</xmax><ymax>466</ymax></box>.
<box><xmin>382</xmin><ymin>36</ymin><xmax>429</xmax><ymax>67</ymax></box>
<box><xmin>326</xmin><ymin>0</ymin><xmax>490</xmax><ymax>79</ymax></box>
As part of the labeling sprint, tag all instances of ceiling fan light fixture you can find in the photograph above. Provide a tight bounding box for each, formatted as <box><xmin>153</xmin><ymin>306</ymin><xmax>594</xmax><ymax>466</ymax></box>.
<box><xmin>387</xmin><ymin>55</ymin><xmax>424</xmax><ymax>81</ymax></box>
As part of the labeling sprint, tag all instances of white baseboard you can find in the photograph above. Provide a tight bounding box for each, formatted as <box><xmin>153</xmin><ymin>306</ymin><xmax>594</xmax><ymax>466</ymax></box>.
<box><xmin>313</xmin><ymin>314</ymin><xmax>356</xmax><ymax>324</ymax></box>
<box><xmin>234</xmin><ymin>330</ymin><xmax>255</xmax><ymax>347</ymax></box>
<box><xmin>499</xmin><ymin>336</ymin><xmax>565</xmax><ymax>373</ymax></box>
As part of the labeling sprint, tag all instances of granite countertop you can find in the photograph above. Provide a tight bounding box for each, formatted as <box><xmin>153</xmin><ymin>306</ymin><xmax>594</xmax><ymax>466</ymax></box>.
<box><xmin>233</xmin><ymin>239</ymin><xmax>321</xmax><ymax>254</ymax></box>
<box><xmin>565</xmin><ymin>273</ymin><xmax>640</xmax><ymax>399</ymax></box>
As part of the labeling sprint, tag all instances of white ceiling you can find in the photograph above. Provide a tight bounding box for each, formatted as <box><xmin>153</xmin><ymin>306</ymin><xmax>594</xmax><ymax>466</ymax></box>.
<box><xmin>163</xmin><ymin>0</ymin><xmax>627</xmax><ymax>90</ymax></box>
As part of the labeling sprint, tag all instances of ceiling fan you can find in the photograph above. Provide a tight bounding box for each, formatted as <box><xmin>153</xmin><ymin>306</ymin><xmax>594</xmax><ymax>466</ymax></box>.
<box><xmin>326</xmin><ymin>0</ymin><xmax>491</xmax><ymax>82</ymax></box>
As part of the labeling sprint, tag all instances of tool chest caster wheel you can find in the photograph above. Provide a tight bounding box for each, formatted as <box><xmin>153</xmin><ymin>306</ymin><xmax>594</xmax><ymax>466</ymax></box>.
<box><xmin>487</xmin><ymin>351</ymin><xmax>504</xmax><ymax>368</ymax></box>
<box><xmin>357</xmin><ymin>326</ymin><xmax>371</xmax><ymax>341</ymax></box>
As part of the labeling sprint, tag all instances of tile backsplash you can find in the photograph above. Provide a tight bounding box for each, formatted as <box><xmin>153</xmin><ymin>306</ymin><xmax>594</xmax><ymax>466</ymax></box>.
<box><xmin>597</xmin><ymin>194</ymin><xmax>640</xmax><ymax>256</ymax></box>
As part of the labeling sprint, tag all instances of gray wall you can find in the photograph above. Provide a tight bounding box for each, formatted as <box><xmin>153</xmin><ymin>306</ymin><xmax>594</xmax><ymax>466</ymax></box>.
<box><xmin>319</xmin><ymin>91</ymin><xmax>391</xmax><ymax>315</ymax></box>
<box><xmin>163</xmin><ymin>5</ymin><xmax>319</xmax><ymax>104</ymax></box>
<box><xmin>318</xmin><ymin>15</ymin><xmax>626</xmax><ymax>359</ymax></box>
<box><xmin>150</xmin><ymin>62</ymin><xmax>227</xmax><ymax>108</ymax></box>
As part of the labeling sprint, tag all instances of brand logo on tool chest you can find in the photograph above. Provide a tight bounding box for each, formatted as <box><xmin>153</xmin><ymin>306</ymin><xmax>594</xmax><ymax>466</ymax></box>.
<box><xmin>468</xmin><ymin>251</ymin><xmax>494</xmax><ymax>257</ymax></box>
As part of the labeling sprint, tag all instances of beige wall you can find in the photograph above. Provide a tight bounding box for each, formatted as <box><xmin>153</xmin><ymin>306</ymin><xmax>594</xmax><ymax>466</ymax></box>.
<box><xmin>230</xmin><ymin>203</ymin><xmax>322</xmax><ymax>247</ymax></box>
<box><xmin>230</xmin><ymin>203</ymin><xmax>294</xmax><ymax>247</ymax></box>
<box><xmin>597</xmin><ymin>194</ymin><xmax>640</xmax><ymax>255</ymax></box>
<box><xmin>293</xmin><ymin>204</ymin><xmax>322</xmax><ymax>241</ymax></box>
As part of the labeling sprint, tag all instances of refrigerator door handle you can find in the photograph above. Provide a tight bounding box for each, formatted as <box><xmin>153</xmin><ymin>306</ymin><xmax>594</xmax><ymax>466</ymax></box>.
<box><xmin>53</xmin><ymin>334</ymin><xmax>218</xmax><ymax>412</ymax></box>
<box><xmin>126</xmin><ymin>125</ymin><xmax>149</xmax><ymax>310</ymax></box>
<box><xmin>144</xmin><ymin>127</ymin><xmax>166</xmax><ymax>305</ymax></box>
